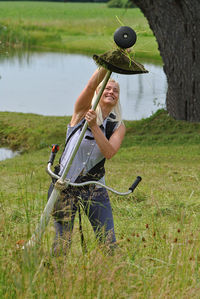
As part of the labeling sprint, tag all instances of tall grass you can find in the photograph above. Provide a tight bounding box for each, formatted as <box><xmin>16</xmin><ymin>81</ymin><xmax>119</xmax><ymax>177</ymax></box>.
<box><xmin>0</xmin><ymin>1</ymin><xmax>160</xmax><ymax>59</ymax></box>
<box><xmin>1</xmin><ymin>110</ymin><xmax>200</xmax><ymax>297</ymax></box>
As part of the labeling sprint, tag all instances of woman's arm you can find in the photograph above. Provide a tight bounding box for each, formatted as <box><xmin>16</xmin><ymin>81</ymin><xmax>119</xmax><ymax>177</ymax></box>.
<box><xmin>70</xmin><ymin>67</ymin><xmax>107</xmax><ymax>127</ymax></box>
<box><xmin>85</xmin><ymin>110</ymin><xmax>126</xmax><ymax>159</ymax></box>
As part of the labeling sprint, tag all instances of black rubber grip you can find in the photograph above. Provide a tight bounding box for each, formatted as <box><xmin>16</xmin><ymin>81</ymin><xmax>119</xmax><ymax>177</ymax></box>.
<box><xmin>129</xmin><ymin>176</ymin><xmax>142</xmax><ymax>192</ymax></box>
<box><xmin>48</xmin><ymin>152</ymin><xmax>56</xmax><ymax>165</ymax></box>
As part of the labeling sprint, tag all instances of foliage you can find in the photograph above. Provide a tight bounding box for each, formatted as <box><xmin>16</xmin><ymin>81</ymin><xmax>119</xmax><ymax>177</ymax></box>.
<box><xmin>107</xmin><ymin>0</ymin><xmax>136</xmax><ymax>8</ymax></box>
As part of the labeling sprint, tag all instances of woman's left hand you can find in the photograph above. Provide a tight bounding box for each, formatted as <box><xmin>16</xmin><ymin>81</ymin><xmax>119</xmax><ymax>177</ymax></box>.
<box><xmin>85</xmin><ymin>109</ymin><xmax>98</xmax><ymax>128</ymax></box>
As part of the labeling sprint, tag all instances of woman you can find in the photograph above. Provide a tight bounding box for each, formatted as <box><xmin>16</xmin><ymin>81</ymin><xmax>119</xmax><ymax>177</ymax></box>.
<box><xmin>51</xmin><ymin>66</ymin><xmax>126</xmax><ymax>255</ymax></box>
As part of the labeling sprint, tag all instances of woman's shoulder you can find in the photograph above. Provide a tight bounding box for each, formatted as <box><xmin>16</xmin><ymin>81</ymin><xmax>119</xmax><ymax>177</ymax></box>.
<box><xmin>67</xmin><ymin>118</ymin><xmax>85</xmax><ymax>137</ymax></box>
<box><xmin>70</xmin><ymin>112</ymin><xmax>86</xmax><ymax>128</ymax></box>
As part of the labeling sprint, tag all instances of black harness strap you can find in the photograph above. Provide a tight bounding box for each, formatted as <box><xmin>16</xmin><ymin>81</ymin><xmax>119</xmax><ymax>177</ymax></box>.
<box><xmin>80</xmin><ymin>114</ymin><xmax>117</xmax><ymax>182</ymax></box>
<box><xmin>78</xmin><ymin>204</ymin><xmax>87</xmax><ymax>253</ymax></box>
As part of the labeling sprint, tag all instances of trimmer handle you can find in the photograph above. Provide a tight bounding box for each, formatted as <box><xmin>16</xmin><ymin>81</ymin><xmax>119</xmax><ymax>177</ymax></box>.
<box><xmin>48</xmin><ymin>144</ymin><xmax>59</xmax><ymax>165</ymax></box>
<box><xmin>129</xmin><ymin>176</ymin><xmax>142</xmax><ymax>192</ymax></box>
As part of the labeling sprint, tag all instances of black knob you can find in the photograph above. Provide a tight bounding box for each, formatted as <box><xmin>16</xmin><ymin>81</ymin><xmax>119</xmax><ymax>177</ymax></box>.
<box><xmin>114</xmin><ymin>26</ymin><xmax>137</xmax><ymax>49</ymax></box>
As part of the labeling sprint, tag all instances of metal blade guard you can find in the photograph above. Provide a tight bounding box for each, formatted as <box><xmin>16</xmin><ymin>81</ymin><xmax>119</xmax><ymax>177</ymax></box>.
<box><xmin>93</xmin><ymin>49</ymin><xmax>148</xmax><ymax>75</ymax></box>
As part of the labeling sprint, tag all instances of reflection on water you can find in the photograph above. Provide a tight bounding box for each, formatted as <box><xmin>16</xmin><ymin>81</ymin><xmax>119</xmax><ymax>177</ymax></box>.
<box><xmin>0</xmin><ymin>51</ymin><xmax>167</xmax><ymax>120</ymax></box>
<box><xmin>0</xmin><ymin>148</ymin><xmax>19</xmax><ymax>161</ymax></box>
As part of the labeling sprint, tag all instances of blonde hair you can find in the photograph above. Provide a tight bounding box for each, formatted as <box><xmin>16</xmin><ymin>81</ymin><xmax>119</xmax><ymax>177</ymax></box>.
<box><xmin>91</xmin><ymin>79</ymin><xmax>122</xmax><ymax>127</ymax></box>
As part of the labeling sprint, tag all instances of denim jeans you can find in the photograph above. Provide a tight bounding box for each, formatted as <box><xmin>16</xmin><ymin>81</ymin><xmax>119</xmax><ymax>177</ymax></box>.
<box><xmin>48</xmin><ymin>183</ymin><xmax>116</xmax><ymax>253</ymax></box>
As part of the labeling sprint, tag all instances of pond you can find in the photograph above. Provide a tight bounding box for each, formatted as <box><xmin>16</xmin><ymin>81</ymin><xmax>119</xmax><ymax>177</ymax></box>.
<box><xmin>0</xmin><ymin>148</ymin><xmax>19</xmax><ymax>161</ymax></box>
<box><xmin>0</xmin><ymin>51</ymin><xmax>167</xmax><ymax>120</ymax></box>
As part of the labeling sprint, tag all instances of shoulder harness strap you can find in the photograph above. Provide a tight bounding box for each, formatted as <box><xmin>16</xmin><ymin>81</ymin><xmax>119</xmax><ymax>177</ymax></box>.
<box><xmin>105</xmin><ymin>113</ymin><xmax>118</xmax><ymax>140</ymax></box>
<box><xmin>59</xmin><ymin>119</ymin><xmax>85</xmax><ymax>163</ymax></box>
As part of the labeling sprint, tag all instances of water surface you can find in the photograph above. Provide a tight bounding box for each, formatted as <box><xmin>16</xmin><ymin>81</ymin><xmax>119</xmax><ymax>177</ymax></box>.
<box><xmin>0</xmin><ymin>148</ymin><xmax>19</xmax><ymax>161</ymax></box>
<box><xmin>0</xmin><ymin>51</ymin><xmax>167</xmax><ymax>120</ymax></box>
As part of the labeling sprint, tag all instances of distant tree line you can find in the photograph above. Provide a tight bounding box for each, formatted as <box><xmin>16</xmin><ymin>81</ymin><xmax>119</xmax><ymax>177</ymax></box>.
<box><xmin>0</xmin><ymin>0</ymin><xmax>137</xmax><ymax>6</ymax></box>
<box><xmin>0</xmin><ymin>0</ymin><xmax>108</xmax><ymax>2</ymax></box>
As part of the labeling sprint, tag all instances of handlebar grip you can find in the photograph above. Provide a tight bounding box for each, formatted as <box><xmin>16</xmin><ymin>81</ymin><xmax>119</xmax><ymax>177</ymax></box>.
<box><xmin>129</xmin><ymin>176</ymin><xmax>142</xmax><ymax>192</ymax></box>
<box><xmin>48</xmin><ymin>144</ymin><xmax>59</xmax><ymax>165</ymax></box>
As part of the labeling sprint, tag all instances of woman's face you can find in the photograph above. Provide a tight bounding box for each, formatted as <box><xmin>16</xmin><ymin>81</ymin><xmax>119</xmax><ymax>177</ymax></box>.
<box><xmin>99</xmin><ymin>81</ymin><xmax>119</xmax><ymax>108</ymax></box>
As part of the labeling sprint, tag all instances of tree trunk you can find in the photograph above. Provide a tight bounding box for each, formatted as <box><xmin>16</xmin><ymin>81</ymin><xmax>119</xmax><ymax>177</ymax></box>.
<box><xmin>133</xmin><ymin>0</ymin><xmax>200</xmax><ymax>121</ymax></box>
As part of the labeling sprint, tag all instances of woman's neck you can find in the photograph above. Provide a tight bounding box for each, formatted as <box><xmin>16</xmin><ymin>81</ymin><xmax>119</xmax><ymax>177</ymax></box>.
<box><xmin>101</xmin><ymin>105</ymin><xmax>112</xmax><ymax>120</ymax></box>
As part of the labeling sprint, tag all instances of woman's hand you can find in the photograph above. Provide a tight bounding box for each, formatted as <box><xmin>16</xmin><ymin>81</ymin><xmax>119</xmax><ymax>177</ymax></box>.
<box><xmin>85</xmin><ymin>109</ymin><xmax>98</xmax><ymax>128</ymax></box>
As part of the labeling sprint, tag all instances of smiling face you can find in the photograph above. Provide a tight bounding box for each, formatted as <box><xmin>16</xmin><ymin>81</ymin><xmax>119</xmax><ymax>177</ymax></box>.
<box><xmin>98</xmin><ymin>80</ymin><xmax>120</xmax><ymax>108</ymax></box>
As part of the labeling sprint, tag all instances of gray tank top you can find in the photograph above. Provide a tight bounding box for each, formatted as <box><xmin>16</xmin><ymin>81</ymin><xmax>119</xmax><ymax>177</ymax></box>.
<box><xmin>59</xmin><ymin>116</ymin><xmax>117</xmax><ymax>184</ymax></box>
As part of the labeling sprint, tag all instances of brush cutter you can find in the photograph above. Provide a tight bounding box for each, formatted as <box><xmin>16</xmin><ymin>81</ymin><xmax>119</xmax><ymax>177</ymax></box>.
<box><xmin>24</xmin><ymin>26</ymin><xmax>148</xmax><ymax>249</ymax></box>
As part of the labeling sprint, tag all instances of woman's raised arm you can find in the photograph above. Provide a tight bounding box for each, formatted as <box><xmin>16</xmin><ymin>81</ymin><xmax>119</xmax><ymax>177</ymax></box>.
<box><xmin>70</xmin><ymin>67</ymin><xmax>107</xmax><ymax>126</ymax></box>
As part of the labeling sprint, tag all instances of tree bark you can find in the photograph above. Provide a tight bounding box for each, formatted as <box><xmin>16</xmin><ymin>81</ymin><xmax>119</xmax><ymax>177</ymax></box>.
<box><xmin>133</xmin><ymin>0</ymin><xmax>200</xmax><ymax>121</ymax></box>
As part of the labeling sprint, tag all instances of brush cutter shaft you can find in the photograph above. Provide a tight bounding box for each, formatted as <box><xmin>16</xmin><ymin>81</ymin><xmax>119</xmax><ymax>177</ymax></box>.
<box><xmin>25</xmin><ymin>187</ymin><xmax>60</xmax><ymax>248</ymax></box>
<box><xmin>25</xmin><ymin>71</ymin><xmax>112</xmax><ymax>248</ymax></box>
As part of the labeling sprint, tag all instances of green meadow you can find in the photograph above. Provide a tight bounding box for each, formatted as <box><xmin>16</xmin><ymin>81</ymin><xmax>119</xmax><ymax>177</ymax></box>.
<box><xmin>1</xmin><ymin>110</ymin><xmax>200</xmax><ymax>298</ymax></box>
<box><xmin>0</xmin><ymin>1</ymin><xmax>160</xmax><ymax>60</ymax></box>
<box><xmin>1</xmin><ymin>1</ymin><xmax>200</xmax><ymax>298</ymax></box>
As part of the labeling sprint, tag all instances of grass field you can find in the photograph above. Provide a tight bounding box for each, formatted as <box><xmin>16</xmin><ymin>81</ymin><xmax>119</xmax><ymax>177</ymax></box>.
<box><xmin>1</xmin><ymin>110</ymin><xmax>200</xmax><ymax>298</ymax></box>
<box><xmin>0</xmin><ymin>1</ymin><xmax>160</xmax><ymax>60</ymax></box>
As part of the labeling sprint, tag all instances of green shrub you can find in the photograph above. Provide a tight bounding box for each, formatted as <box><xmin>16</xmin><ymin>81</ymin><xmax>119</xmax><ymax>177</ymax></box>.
<box><xmin>107</xmin><ymin>0</ymin><xmax>136</xmax><ymax>8</ymax></box>
<box><xmin>107</xmin><ymin>0</ymin><xmax>122</xmax><ymax>8</ymax></box>
<box><xmin>124</xmin><ymin>0</ymin><xmax>136</xmax><ymax>8</ymax></box>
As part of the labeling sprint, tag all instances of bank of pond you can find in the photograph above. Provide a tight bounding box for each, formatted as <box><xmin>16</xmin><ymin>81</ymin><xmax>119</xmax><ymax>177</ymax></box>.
<box><xmin>1</xmin><ymin>109</ymin><xmax>200</xmax><ymax>160</ymax></box>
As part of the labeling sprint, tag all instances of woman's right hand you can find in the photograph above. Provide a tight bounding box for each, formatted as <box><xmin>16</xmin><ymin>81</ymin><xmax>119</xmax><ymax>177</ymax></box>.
<box><xmin>85</xmin><ymin>109</ymin><xmax>98</xmax><ymax>129</ymax></box>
